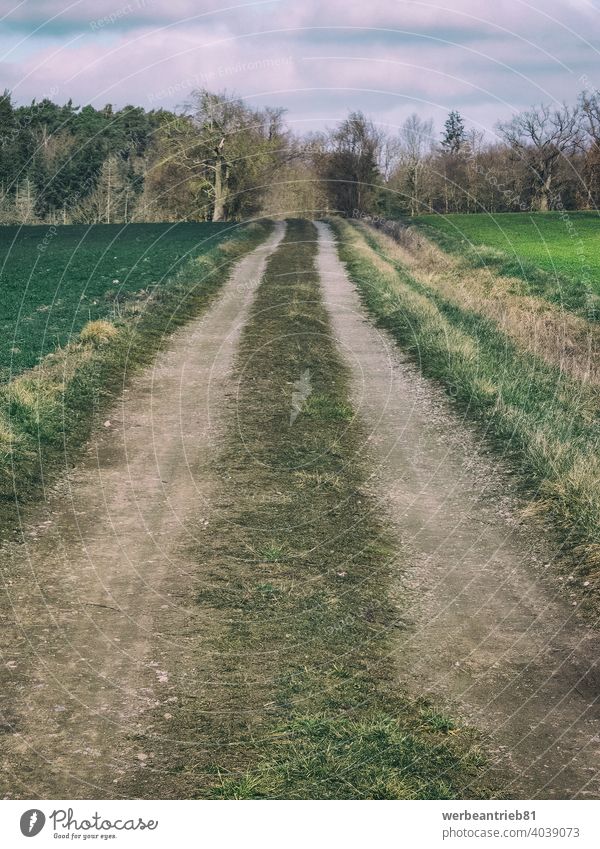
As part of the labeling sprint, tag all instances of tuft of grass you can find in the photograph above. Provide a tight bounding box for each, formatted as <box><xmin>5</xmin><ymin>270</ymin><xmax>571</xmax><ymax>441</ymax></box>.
<box><xmin>259</xmin><ymin>543</ymin><xmax>286</xmax><ymax>563</ymax></box>
<box><xmin>79</xmin><ymin>319</ymin><xmax>119</xmax><ymax>346</ymax></box>
<box><xmin>215</xmin><ymin>713</ymin><xmax>484</xmax><ymax>800</ymax></box>
<box><xmin>0</xmin><ymin>415</ymin><xmax>25</xmax><ymax>461</ymax></box>
<box><xmin>303</xmin><ymin>393</ymin><xmax>354</xmax><ymax>421</ymax></box>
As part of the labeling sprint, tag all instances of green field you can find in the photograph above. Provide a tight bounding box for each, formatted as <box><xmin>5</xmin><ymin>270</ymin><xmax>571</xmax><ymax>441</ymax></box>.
<box><xmin>0</xmin><ymin>222</ymin><xmax>234</xmax><ymax>382</ymax></box>
<box><xmin>0</xmin><ymin>219</ymin><xmax>270</xmax><ymax>510</ymax></box>
<box><xmin>414</xmin><ymin>211</ymin><xmax>600</xmax><ymax>315</ymax></box>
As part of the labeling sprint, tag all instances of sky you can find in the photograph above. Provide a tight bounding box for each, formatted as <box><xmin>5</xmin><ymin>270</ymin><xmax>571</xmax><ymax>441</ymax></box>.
<box><xmin>1</xmin><ymin>0</ymin><xmax>600</xmax><ymax>140</ymax></box>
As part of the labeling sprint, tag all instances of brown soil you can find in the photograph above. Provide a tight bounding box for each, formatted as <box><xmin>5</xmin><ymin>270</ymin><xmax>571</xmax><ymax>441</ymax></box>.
<box><xmin>316</xmin><ymin>221</ymin><xmax>600</xmax><ymax>800</ymax></box>
<box><xmin>0</xmin><ymin>223</ymin><xmax>285</xmax><ymax>798</ymax></box>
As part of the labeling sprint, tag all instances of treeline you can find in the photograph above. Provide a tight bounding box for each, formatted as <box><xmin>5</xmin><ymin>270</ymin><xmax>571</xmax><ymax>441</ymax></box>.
<box><xmin>305</xmin><ymin>94</ymin><xmax>600</xmax><ymax>218</ymax></box>
<box><xmin>376</xmin><ymin>98</ymin><xmax>600</xmax><ymax>216</ymax></box>
<box><xmin>2</xmin><ymin>87</ymin><xmax>600</xmax><ymax>224</ymax></box>
<box><xmin>0</xmin><ymin>93</ymin><xmax>163</xmax><ymax>224</ymax></box>
<box><xmin>0</xmin><ymin>89</ymin><xmax>289</xmax><ymax>224</ymax></box>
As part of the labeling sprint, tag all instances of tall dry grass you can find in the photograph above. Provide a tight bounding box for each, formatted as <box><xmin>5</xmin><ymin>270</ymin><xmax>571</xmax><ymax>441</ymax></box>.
<box><xmin>360</xmin><ymin>222</ymin><xmax>600</xmax><ymax>386</ymax></box>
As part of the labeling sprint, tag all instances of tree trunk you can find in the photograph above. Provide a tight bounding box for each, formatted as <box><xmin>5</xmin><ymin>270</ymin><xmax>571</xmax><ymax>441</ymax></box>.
<box><xmin>212</xmin><ymin>156</ymin><xmax>227</xmax><ymax>221</ymax></box>
<box><xmin>539</xmin><ymin>171</ymin><xmax>552</xmax><ymax>211</ymax></box>
<box><xmin>106</xmin><ymin>158</ymin><xmax>112</xmax><ymax>224</ymax></box>
<box><xmin>410</xmin><ymin>163</ymin><xmax>420</xmax><ymax>216</ymax></box>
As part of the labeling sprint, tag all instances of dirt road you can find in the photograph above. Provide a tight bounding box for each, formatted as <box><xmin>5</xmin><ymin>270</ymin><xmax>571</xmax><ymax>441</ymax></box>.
<box><xmin>0</xmin><ymin>223</ymin><xmax>285</xmax><ymax>798</ymax></box>
<box><xmin>2</xmin><ymin>216</ymin><xmax>599</xmax><ymax>800</ymax></box>
<box><xmin>316</xmin><ymin>221</ymin><xmax>600</xmax><ymax>799</ymax></box>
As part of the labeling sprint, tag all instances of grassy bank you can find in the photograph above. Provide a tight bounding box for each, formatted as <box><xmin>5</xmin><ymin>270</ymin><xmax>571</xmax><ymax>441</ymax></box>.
<box><xmin>358</xmin><ymin>220</ymin><xmax>599</xmax><ymax>387</ymax></box>
<box><xmin>413</xmin><ymin>212</ymin><xmax>600</xmax><ymax>319</ymax></box>
<box><xmin>0</xmin><ymin>221</ymin><xmax>272</xmax><ymax>516</ymax></box>
<box><xmin>329</xmin><ymin>217</ymin><xmax>600</xmax><ymax>588</ymax></box>
<box><xmin>128</xmin><ymin>219</ymin><xmax>493</xmax><ymax>800</ymax></box>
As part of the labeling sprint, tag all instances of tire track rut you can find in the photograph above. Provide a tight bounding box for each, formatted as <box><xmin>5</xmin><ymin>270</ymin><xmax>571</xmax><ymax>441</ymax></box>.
<box><xmin>0</xmin><ymin>222</ymin><xmax>285</xmax><ymax>798</ymax></box>
<box><xmin>316</xmin><ymin>221</ymin><xmax>600</xmax><ymax>799</ymax></box>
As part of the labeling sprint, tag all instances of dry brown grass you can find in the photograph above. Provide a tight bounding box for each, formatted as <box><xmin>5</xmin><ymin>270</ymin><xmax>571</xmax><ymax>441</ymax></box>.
<box><xmin>361</xmin><ymin>222</ymin><xmax>600</xmax><ymax>386</ymax></box>
<box><xmin>79</xmin><ymin>319</ymin><xmax>119</xmax><ymax>346</ymax></box>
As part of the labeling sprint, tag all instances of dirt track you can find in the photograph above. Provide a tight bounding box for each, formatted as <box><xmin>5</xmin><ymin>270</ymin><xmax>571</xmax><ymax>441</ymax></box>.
<box><xmin>1</xmin><ymin>217</ymin><xmax>600</xmax><ymax>800</ymax></box>
<box><xmin>316</xmin><ymin>221</ymin><xmax>600</xmax><ymax>799</ymax></box>
<box><xmin>0</xmin><ymin>223</ymin><xmax>285</xmax><ymax>798</ymax></box>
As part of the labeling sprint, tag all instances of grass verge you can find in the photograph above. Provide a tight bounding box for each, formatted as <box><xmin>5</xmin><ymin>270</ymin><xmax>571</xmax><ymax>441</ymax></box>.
<box><xmin>0</xmin><ymin>221</ymin><xmax>272</xmax><ymax>522</ymax></box>
<box><xmin>358</xmin><ymin>221</ymin><xmax>599</xmax><ymax>387</ymax></box>
<box><xmin>127</xmin><ymin>219</ymin><xmax>493</xmax><ymax>800</ymax></box>
<box><xmin>413</xmin><ymin>213</ymin><xmax>600</xmax><ymax>320</ymax></box>
<box><xmin>329</xmin><ymin>217</ymin><xmax>600</xmax><ymax>589</ymax></box>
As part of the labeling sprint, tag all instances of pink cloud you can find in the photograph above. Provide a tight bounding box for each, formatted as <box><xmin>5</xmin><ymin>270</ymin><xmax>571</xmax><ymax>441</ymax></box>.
<box><xmin>3</xmin><ymin>0</ymin><xmax>599</xmax><ymax>134</ymax></box>
<box><xmin>9</xmin><ymin>24</ymin><xmax>298</xmax><ymax>109</ymax></box>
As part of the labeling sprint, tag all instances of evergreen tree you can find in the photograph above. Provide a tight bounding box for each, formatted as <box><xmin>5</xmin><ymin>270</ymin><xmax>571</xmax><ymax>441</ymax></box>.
<box><xmin>0</xmin><ymin>90</ymin><xmax>17</xmax><ymax>191</ymax></box>
<box><xmin>441</xmin><ymin>110</ymin><xmax>467</xmax><ymax>154</ymax></box>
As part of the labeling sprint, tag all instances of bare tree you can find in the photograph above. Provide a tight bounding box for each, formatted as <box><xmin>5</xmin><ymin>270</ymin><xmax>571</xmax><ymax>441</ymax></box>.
<box><xmin>158</xmin><ymin>91</ymin><xmax>290</xmax><ymax>221</ymax></box>
<box><xmin>497</xmin><ymin>103</ymin><xmax>582</xmax><ymax>210</ymax></box>
<box><xmin>318</xmin><ymin>112</ymin><xmax>381</xmax><ymax>214</ymax></box>
<box><xmin>73</xmin><ymin>155</ymin><xmax>129</xmax><ymax>223</ymax></box>
<box><xmin>190</xmin><ymin>90</ymin><xmax>250</xmax><ymax>221</ymax></box>
<box><xmin>394</xmin><ymin>114</ymin><xmax>434</xmax><ymax>215</ymax></box>
<box><xmin>579</xmin><ymin>90</ymin><xmax>600</xmax><ymax>145</ymax></box>
<box><xmin>14</xmin><ymin>178</ymin><xmax>37</xmax><ymax>223</ymax></box>
<box><xmin>378</xmin><ymin>134</ymin><xmax>402</xmax><ymax>182</ymax></box>
<box><xmin>578</xmin><ymin>90</ymin><xmax>600</xmax><ymax>206</ymax></box>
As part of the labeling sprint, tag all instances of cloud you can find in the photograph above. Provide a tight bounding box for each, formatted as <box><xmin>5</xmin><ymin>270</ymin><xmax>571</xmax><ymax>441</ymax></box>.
<box><xmin>6</xmin><ymin>24</ymin><xmax>298</xmax><ymax>109</ymax></box>
<box><xmin>6</xmin><ymin>0</ymin><xmax>599</xmax><ymax>31</ymax></box>
<box><xmin>2</xmin><ymin>0</ymin><xmax>600</xmax><ymax>133</ymax></box>
<box><xmin>3</xmin><ymin>1</ymin><xmax>230</xmax><ymax>32</ymax></box>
